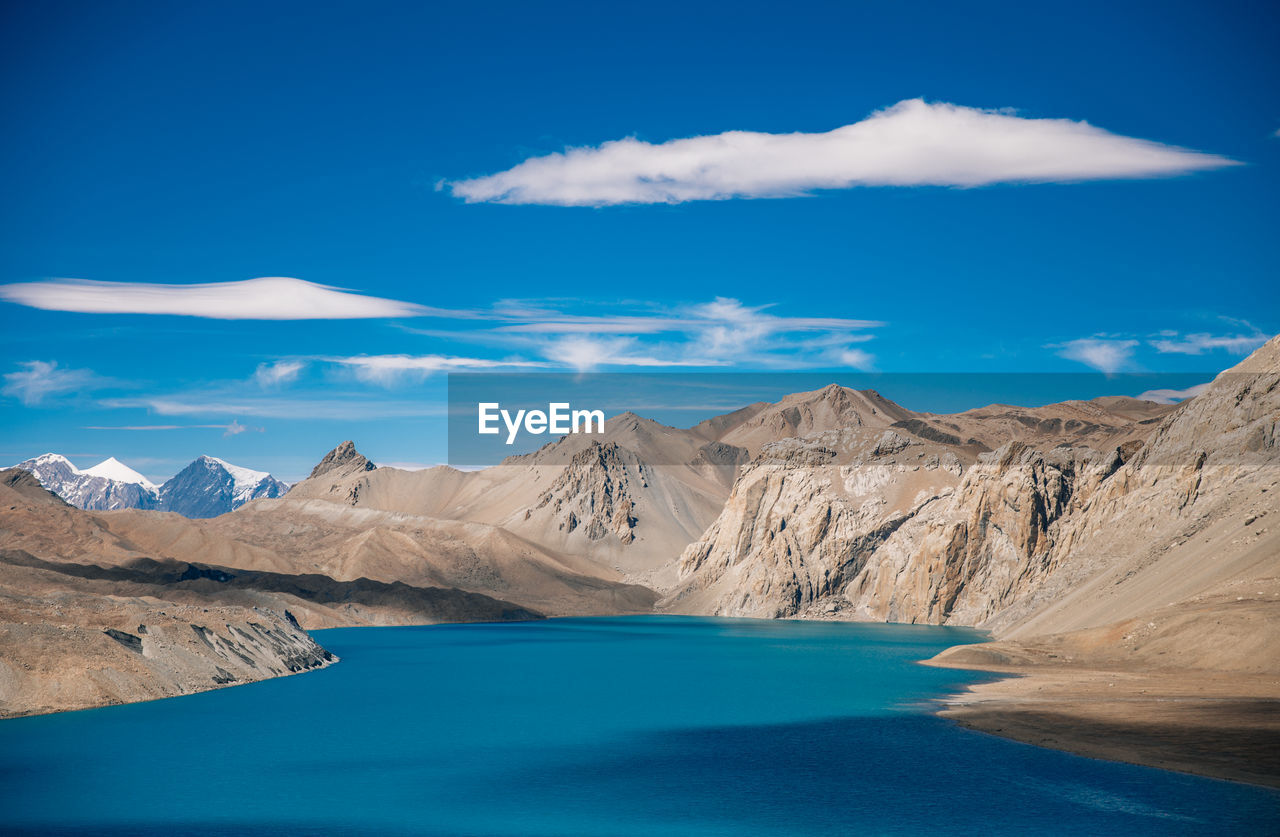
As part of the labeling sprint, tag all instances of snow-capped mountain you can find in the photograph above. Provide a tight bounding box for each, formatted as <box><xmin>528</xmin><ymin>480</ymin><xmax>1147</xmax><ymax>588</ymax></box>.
<box><xmin>15</xmin><ymin>454</ymin><xmax>160</xmax><ymax>511</ymax></box>
<box><xmin>82</xmin><ymin>456</ymin><xmax>158</xmax><ymax>490</ymax></box>
<box><xmin>158</xmin><ymin>455</ymin><xmax>288</xmax><ymax>518</ymax></box>
<box><xmin>13</xmin><ymin>453</ymin><xmax>288</xmax><ymax>518</ymax></box>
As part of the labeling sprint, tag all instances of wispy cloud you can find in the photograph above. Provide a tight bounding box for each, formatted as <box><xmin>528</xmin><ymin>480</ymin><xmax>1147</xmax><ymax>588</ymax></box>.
<box><xmin>1136</xmin><ymin>383</ymin><xmax>1211</xmax><ymax>404</ymax></box>
<box><xmin>445</xmin><ymin>99</ymin><xmax>1237</xmax><ymax>206</ymax></box>
<box><xmin>489</xmin><ymin>297</ymin><xmax>882</xmax><ymax>370</ymax></box>
<box><xmin>1149</xmin><ymin>331</ymin><xmax>1268</xmax><ymax>355</ymax></box>
<box><xmin>99</xmin><ymin>395</ymin><xmax>447</xmax><ymax>420</ymax></box>
<box><xmin>838</xmin><ymin>348</ymin><xmax>876</xmax><ymax>371</ymax></box>
<box><xmin>0</xmin><ymin>277</ymin><xmax>452</xmax><ymax>320</ymax></box>
<box><xmin>1052</xmin><ymin>338</ymin><xmax>1139</xmax><ymax>373</ymax></box>
<box><xmin>83</xmin><ymin>422</ymin><xmax>259</xmax><ymax>435</ymax></box>
<box><xmin>540</xmin><ymin>336</ymin><xmax>714</xmax><ymax>370</ymax></box>
<box><xmin>252</xmin><ymin>360</ymin><xmax>305</xmax><ymax>387</ymax></box>
<box><xmin>328</xmin><ymin>354</ymin><xmax>550</xmax><ymax>386</ymax></box>
<box><xmin>2</xmin><ymin>360</ymin><xmax>108</xmax><ymax>405</ymax></box>
<box><xmin>489</xmin><ymin>304</ymin><xmax>880</xmax><ymax>335</ymax></box>
<box><xmin>223</xmin><ymin>420</ymin><xmax>259</xmax><ymax>436</ymax></box>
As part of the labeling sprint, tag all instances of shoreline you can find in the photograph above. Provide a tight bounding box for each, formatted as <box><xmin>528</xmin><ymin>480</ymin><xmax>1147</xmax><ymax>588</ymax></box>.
<box><xmin>926</xmin><ymin>647</ymin><xmax>1280</xmax><ymax>790</ymax></box>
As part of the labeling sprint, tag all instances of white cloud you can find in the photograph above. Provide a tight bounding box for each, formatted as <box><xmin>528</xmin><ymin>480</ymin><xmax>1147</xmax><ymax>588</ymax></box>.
<box><xmin>1053</xmin><ymin>338</ymin><xmax>1138</xmax><ymax>373</ymax></box>
<box><xmin>252</xmin><ymin>360</ymin><xmax>305</xmax><ymax>387</ymax></box>
<box><xmin>83</xmin><ymin>422</ymin><xmax>257</xmax><ymax>433</ymax></box>
<box><xmin>328</xmin><ymin>354</ymin><xmax>549</xmax><ymax>386</ymax></box>
<box><xmin>541</xmin><ymin>336</ymin><xmax>715</xmax><ymax>371</ymax></box>
<box><xmin>495</xmin><ymin>317</ymin><xmax>685</xmax><ymax>334</ymax></box>
<box><xmin>1149</xmin><ymin>331</ymin><xmax>1268</xmax><ymax>355</ymax></box>
<box><xmin>1136</xmin><ymin>382</ymin><xmax>1211</xmax><ymax>404</ymax></box>
<box><xmin>446</xmin><ymin>98</ymin><xmax>1237</xmax><ymax>206</ymax></box>
<box><xmin>2</xmin><ymin>360</ymin><xmax>104</xmax><ymax>405</ymax></box>
<box><xmin>222</xmin><ymin>419</ymin><xmax>252</xmax><ymax>436</ymax></box>
<box><xmin>84</xmin><ymin>425</ymin><xmax>190</xmax><ymax>430</ymax></box>
<box><xmin>491</xmin><ymin>305</ymin><xmax>880</xmax><ymax>336</ymax></box>
<box><xmin>838</xmin><ymin>348</ymin><xmax>876</xmax><ymax>371</ymax></box>
<box><xmin>100</xmin><ymin>395</ymin><xmax>447</xmax><ymax>420</ymax></box>
<box><xmin>0</xmin><ymin>277</ymin><xmax>444</xmax><ymax>320</ymax></box>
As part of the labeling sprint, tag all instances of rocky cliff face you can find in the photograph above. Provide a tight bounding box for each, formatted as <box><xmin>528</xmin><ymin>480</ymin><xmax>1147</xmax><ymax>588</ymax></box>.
<box><xmin>664</xmin><ymin>426</ymin><xmax>969</xmax><ymax>618</ymax></box>
<box><xmin>662</xmin><ymin>342</ymin><xmax>1278</xmax><ymax>631</ymax></box>
<box><xmin>529</xmin><ymin>441</ymin><xmax>641</xmax><ymax>544</ymax></box>
<box><xmin>838</xmin><ymin>442</ymin><xmax>1124</xmax><ymax>626</ymax></box>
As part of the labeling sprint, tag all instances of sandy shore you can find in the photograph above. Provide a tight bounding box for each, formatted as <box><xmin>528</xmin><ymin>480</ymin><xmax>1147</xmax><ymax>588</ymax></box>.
<box><xmin>927</xmin><ymin>598</ymin><xmax>1280</xmax><ymax>789</ymax></box>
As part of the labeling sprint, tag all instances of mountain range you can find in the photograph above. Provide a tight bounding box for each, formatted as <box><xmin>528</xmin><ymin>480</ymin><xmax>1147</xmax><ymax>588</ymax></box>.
<box><xmin>13</xmin><ymin>453</ymin><xmax>289</xmax><ymax>518</ymax></box>
<box><xmin>1</xmin><ymin>337</ymin><xmax>1276</xmax><ymax>784</ymax></box>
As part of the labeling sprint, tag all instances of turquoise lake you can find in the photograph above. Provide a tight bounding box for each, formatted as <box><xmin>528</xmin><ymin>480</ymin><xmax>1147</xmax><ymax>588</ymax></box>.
<box><xmin>2</xmin><ymin>616</ymin><xmax>1277</xmax><ymax>835</ymax></box>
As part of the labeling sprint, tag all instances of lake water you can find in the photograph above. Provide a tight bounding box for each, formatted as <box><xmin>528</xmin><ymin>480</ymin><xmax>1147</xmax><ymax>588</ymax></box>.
<box><xmin>2</xmin><ymin>616</ymin><xmax>1276</xmax><ymax>835</ymax></box>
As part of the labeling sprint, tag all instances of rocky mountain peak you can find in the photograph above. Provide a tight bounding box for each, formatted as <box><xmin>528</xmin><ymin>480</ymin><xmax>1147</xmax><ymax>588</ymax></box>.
<box><xmin>308</xmin><ymin>441</ymin><xmax>377</xmax><ymax>480</ymax></box>
<box><xmin>14</xmin><ymin>453</ymin><xmax>160</xmax><ymax>512</ymax></box>
<box><xmin>160</xmin><ymin>457</ymin><xmax>288</xmax><ymax>518</ymax></box>
<box><xmin>532</xmin><ymin>441</ymin><xmax>642</xmax><ymax>544</ymax></box>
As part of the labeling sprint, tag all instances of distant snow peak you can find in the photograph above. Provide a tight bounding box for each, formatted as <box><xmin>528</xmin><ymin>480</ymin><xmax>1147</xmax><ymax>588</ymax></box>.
<box><xmin>83</xmin><ymin>456</ymin><xmax>157</xmax><ymax>490</ymax></box>
<box><xmin>13</xmin><ymin>453</ymin><xmax>159</xmax><ymax>512</ymax></box>
<box><xmin>33</xmin><ymin>452</ymin><xmax>73</xmax><ymax>465</ymax></box>
<box><xmin>12</xmin><ymin>452</ymin><xmax>287</xmax><ymax>518</ymax></box>
<box><xmin>159</xmin><ymin>455</ymin><xmax>288</xmax><ymax>516</ymax></box>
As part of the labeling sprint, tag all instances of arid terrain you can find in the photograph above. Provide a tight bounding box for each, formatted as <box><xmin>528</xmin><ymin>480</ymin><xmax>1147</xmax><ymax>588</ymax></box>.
<box><xmin>2</xmin><ymin>338</ymin><xmax>1276</xmax><ymax>788</ymax></box>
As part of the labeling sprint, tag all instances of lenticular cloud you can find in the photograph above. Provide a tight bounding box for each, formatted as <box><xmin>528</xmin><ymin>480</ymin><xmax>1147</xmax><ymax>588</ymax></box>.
<box><xmin>446</xmin><ymin>99</ymin><xmax>1238</xmax><ymax>206</ymax></box>
<box><xmin>0</xmin><ymin>277</ymin><xmax>431</xmax><ymax>320</ymax></box>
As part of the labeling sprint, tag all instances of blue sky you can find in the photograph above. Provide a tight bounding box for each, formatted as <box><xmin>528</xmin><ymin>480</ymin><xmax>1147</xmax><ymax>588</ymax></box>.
<box><xmin>2</xmin><ymin>0</ymin><xmax>1277</xmax><ymax>480</ymax></box>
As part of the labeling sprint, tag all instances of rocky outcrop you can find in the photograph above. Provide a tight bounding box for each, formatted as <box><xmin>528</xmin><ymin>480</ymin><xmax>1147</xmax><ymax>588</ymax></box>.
<box><xmin>307</xmin><ymin>440</ymin><xmax>377</xmax><ymax>480</ymax></box>
<box><xmin>532</xmin><ymin>442</ymin><xmax>642</xmax><ymax>544</ymax></box>
<box><xmin>664</xmin><ymin>432</ymin><xmax>969</xmax><ymax>618</ymax></box>
<box><xmin>839</xmin><ymin>443</ymin><xmax>1121</xmax><ymax>626</ymax></box>
<box><xmin>296</xmin><ymin>441</ymin><xmax>378</xmax><ymax>506</ymax></box>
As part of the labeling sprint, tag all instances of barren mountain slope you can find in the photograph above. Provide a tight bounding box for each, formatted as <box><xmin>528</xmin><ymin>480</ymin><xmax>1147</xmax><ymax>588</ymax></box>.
<box><xmin>0</xmin><ymin>550</ymin><xmax>333</xmax><ymax>719</ymax></box>
<box><xmin>286</xmin><ymin>414</ymin><xmax>738</xmax><ymax>589</ymax></box>
<box><xmin>92</xmin><ymin>498</ymin><xmax>655</xmax><ymax>618</ymax></box>
<box><xmin>0</xmin><ymin>475</ymin><xmax>334</xmax><ymax>718</ymax></box>
<box><xmin>693</xmin><ymin>385</ymin><xmax>915</xmax><ymax>456</ymax></box>
<box><xmin>0</xmin><ymin>438</ymin><xmax>655</xmax><ymax>619</ymax></box>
